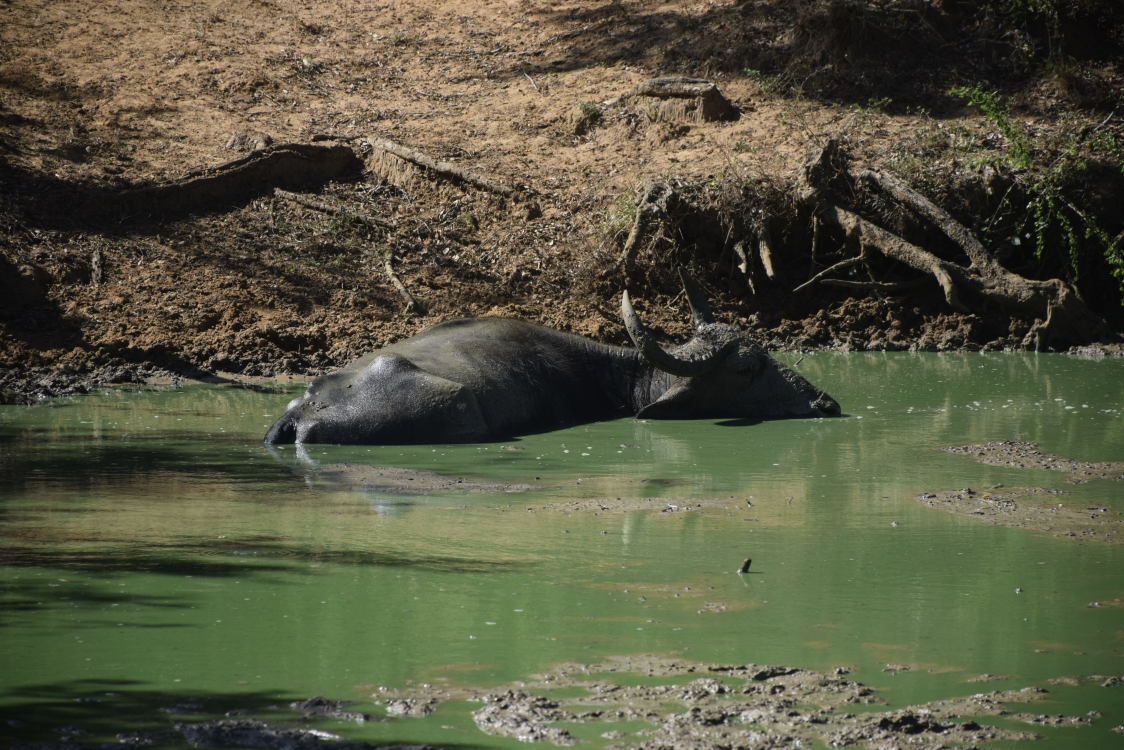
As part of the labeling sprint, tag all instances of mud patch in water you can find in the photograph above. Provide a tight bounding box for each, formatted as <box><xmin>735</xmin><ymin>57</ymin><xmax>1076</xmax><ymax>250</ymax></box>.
<box><xmin>531</xmin><ymin>497</ymin><xmax>730</xmax><ymax>514</ymax></box>
<box><xmin>371</xmin><ymin>654</ymin><xmax>1085</xmax><ymax>748</ymax></box>
<box><xmin>914</xmin><ymin>486</ymin><xmax>1123</xmax><ymax>544</ymax></box>
<box><xmin>943</xmin><ymin>442</ymin><xmax>1124</xmax><ymax>483</ymax></box>
<box><xmin>308</xmin><ymin>463</ymin><xmax>541</xmax><ymax>495</ymax></box>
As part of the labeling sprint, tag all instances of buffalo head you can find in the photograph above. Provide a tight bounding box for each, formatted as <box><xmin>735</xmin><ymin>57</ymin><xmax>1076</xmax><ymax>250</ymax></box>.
<box><xmin>621</xmin><ymin>271</ymin><xmax>840</xmax><ymax>420</ymax></box>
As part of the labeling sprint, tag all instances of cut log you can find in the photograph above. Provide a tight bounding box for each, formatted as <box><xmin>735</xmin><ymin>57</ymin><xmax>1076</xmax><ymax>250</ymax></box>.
<box><xmin>627</xmin><ymin>77</ymin><xmax>737</xmax><ymax>123</ymax></box>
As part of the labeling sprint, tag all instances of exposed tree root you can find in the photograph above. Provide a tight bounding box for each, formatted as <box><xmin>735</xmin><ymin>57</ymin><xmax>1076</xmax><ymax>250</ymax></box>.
<box><xmin>366</xmin><ymin>137</ymin><xmax>517</xmax><ymax>197</ymax></box>
<box><xmin>273</xmin><ymin>188</ymin><xmax>396</xmax><ymax>230</ymax></box>
<box><xmin>756</xmin><ymin>223</ymin><xmax>777</xmax><ymax>281</ymax></box>
<box><xmin>606</xmin><ymin>180</ymin><xmax>675</xmax><ymax>277</ymax></box>
<box><xmin>799</xmin><ymin>141</ymin><xmax>1114</xmax><ymax>351</ymax></box>
<box><xmin>103</xmin><ymin>144</ymin><xmax>363</xmax><ymax>220</ymax></box>
<box><xmin>815</xmin><ymin>201</ymin><xmax>968</xmax><ymax>312</ymax></box>
<box><xmin>732</xmin><ymin>239</ymin><xmax>755</xmax><ymax>293</ymax></box>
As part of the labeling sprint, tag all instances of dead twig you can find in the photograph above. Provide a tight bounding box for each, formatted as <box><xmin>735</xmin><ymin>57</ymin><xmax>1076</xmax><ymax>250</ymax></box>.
<box><xmin>384</xmin><ymin>256</ymin><xmax>423</xmax><ymax>314</ymax></box>
<box><xmin>793</xmin><ymin>250</ymin><xmax>865</xmax><ymax>293</ymax></box>
<box><xmin>274</xmin><ymin>188</ymin><xmax>396</xmax><ymax>230</ymax></box>
<box><xmin>367</xmin><ymin>136</ymin><xmax>515</xmax><ymax>197</ymax></box>
<box><xmin>820</xmin><ymin>278</ymin><xmax>929</xmax><ymax>292</ymax></box>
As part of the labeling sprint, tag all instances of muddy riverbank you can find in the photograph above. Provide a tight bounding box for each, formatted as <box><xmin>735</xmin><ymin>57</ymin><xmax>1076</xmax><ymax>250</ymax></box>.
<box><xmin>3</xmin><ymin>1</ymin><xmax>1123</xmax><ymax>403</ymax></box>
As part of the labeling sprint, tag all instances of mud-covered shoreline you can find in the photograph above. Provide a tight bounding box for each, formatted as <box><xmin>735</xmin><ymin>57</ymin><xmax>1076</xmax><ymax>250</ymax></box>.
<box><xmin>360</xmin><ymin>655</ymin><xmax>1102</xmax><ymax>748</ymax></box>
<box><xmin>943</xmin><ymin>441</ymin><xmax>1124</xmax><ymax>483</ymax></box>
<box><xmin>15</xmin><ymin>654</ymin><xmax>1112</xmax><ymax>750</ymax></box>
<box><xmin>918</xmin><ymin>442</ymin><xmax>1124</xmax><ymax>543</ymax></box>
<box><xmin>915</xmin><ymin>486</ymin><xmax>1122</xmax><ymax>544</ymax></box>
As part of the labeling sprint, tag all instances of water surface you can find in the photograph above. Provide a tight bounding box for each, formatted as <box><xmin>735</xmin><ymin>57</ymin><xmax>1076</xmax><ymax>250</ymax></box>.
<box><xmin>2</xmin><ymin>353</ymin><xmax>1122</xmax><ymax>747</ymax></box>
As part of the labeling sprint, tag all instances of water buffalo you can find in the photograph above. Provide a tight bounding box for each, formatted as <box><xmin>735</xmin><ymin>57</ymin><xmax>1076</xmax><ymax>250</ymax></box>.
<box><xmin>264</xmin><ymin>272</ymin><xmax>839</xmax><ymax>445</ymax></box>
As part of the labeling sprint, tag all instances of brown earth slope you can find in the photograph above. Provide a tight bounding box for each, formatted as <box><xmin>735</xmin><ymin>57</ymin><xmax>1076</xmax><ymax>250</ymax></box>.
<box><xmin>2</xmin><ymin>0</ymin><xmax>1123</xmax><ymax>400</ymax></box>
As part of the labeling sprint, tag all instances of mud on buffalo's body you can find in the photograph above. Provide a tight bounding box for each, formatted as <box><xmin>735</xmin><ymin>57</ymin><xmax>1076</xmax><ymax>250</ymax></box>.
<box><xmin>265</xmin><ymin>273</ymin><xmax>840</xmax><ymax>445</ymax></box>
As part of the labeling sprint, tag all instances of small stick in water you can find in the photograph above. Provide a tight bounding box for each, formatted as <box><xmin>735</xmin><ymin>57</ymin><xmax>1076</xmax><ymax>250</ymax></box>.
<box><xmin>737</xmin><ymin>558</ymin><xmax>752</xmax><ymax>574</ymax></box>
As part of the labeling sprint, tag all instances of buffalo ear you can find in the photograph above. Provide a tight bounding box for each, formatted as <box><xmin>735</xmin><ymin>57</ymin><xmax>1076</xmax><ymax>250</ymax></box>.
<box><xmin>636</xmin><ymin>383</ymin><xmax>695</xmax><ymax>419</ymax></box>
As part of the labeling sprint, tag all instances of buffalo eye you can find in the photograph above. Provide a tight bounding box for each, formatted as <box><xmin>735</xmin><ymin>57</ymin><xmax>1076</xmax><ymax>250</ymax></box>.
<box><xmin>723</xmin><ymin>345</ymin><xmax>764</xmax><ymax>373</ymax></box>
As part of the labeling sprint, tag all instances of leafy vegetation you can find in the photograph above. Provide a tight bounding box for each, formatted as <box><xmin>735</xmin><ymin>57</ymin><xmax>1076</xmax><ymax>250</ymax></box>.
<box><xmin>946</xmin><ymin>85</ymin><xmax>1124</xmax><ymax>293</ymax></box>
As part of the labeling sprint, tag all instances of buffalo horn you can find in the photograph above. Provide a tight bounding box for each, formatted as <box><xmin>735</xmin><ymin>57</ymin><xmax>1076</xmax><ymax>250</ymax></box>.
<box><xmin>621</xmin><ymin>291</ymin><xmax>724</xmax><ymax>377</ymax></box>
<box><xmin>679</xmin><ymin>269</ymin><xmax>715</xmax><ymax>329</ymax></box>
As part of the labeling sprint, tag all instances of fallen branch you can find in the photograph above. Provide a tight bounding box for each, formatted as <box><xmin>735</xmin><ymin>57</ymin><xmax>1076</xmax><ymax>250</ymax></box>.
<box><xmin>626</xmin><ymin>77</ymin><xmax>737</xmax><ymax>122</ymax></box>
<box><xmin>274</xmin><ymin>188</ymin><xmax>396</xmax><ymax>230</ymax></box>
<box><xmin>384</xmin><ymin>256</ymin><xmax>423</xmax><ymax>314</ymax></box>
<box><xmin>367</xmin><ymin>137</ymin><xmax>515</xmax><ymax>197</ymax></box>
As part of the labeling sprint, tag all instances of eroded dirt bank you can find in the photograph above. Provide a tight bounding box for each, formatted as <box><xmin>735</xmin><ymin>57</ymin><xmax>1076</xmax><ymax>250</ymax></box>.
<box><xmin>2</xmin><ymin>1</ymin><xmax>1124</xmax><ymax>401</ymax></box>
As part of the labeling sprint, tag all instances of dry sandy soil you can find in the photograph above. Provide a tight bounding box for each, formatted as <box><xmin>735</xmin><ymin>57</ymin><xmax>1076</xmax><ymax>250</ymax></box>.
<box><xmin>2</xmin><ymin>0</ymin><xmax>1123</xmax><ymax>400</ymax></box>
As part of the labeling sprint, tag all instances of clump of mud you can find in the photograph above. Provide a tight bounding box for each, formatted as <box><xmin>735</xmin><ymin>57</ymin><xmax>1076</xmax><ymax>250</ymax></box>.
<box><xmin>289</xmin><ymin>696</ymin><xmax>369</xmax><ymax>722</ymax></box>
<box><xmin>944</xmin><ymin>442</ymin><xmax>1124</xmax><ymax>483</ymax></box>
<box><xmin>371</xmin><ymin>654</ymin><xmax>1084</xmax><ymax>748</ymax></box>
<box><xmin>915</xmin><ymin>486</ymin><xmax>1121</xmax><ymax>544</ymax></box>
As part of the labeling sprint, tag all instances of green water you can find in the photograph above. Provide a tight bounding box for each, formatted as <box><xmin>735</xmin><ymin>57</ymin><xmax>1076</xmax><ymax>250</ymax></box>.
<box><xmin>1</xmin><ymin>352</ymin><xmax>1122</xmax><ymax>747</ymax></box>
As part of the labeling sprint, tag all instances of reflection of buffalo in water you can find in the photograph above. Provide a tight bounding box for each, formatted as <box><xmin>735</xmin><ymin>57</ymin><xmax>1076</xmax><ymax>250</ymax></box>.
<box><xmin>265</xmin><ymin>271</ymin><xmax>840</xmax><ymax>445</ymax></box>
